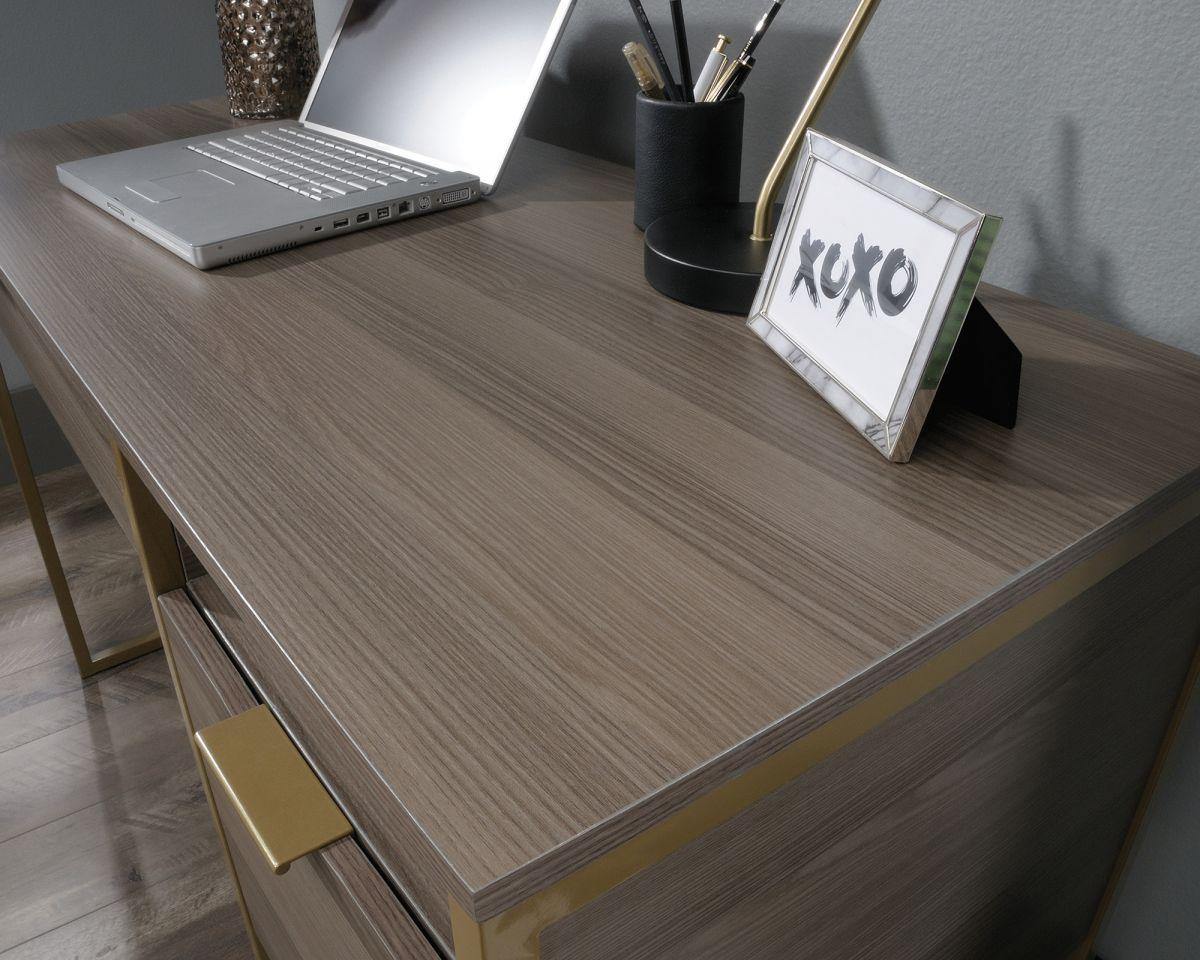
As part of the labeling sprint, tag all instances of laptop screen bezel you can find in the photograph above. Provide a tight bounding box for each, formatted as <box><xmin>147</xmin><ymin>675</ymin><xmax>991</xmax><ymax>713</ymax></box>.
<box><xmin>298</xmin><ymin>0</ymin><xmax>576</xmax><ymax>195</ymax></box>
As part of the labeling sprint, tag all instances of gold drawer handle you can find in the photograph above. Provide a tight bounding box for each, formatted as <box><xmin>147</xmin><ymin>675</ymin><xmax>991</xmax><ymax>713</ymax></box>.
<box><xmin>196</xmin><ymin>705</ymin><xmax>352</xmax><ymax>875</ymax></box>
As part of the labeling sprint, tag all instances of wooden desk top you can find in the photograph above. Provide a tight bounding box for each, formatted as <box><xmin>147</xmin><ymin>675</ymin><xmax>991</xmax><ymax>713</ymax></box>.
<box><xmin>3</xmin><ymin>100</ymin><xmax>1200</xmax><ymax>919</ymax></box>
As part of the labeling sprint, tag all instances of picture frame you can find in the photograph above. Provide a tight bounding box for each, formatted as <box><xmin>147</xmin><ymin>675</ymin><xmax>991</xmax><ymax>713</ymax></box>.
<box><xmin>747</xmin><ymin>130</ymin><xmax>1002</xmax><ymax>462</ymax></box>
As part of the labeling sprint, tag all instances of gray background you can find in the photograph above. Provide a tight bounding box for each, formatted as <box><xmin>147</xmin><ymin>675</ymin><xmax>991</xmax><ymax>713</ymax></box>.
<box><xmin>1</xmin><ymin>1</ymin><xmax>1198</xmax><ymax>955</ymax></box>
<box><xmin>0</xmin><ymin>2</ymin><xmax>226</xmax><ymax>391</ymax></box>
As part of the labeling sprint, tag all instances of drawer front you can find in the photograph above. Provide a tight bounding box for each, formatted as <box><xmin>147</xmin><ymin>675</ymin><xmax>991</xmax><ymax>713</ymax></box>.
<box><xmin>0</xmin><ymin>285</ymin><xmax>128</xmax><ymax>541</ymax></box>
<box><xmin>161</xmin><ymin>590</ymin><xmax>439</xmax><ymax>960</ymax></box>
<box><xmin>185</xmin><ymin>572</ymin><xmax>460</xmax><ymax>949</ymax></box>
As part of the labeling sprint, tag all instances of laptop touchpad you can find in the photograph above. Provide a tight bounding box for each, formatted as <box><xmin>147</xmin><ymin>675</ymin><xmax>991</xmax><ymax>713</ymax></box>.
<box><xmin>126</xmin><ymin>169</ymin><xmax>235</xmax><ymax>203</ymax></box>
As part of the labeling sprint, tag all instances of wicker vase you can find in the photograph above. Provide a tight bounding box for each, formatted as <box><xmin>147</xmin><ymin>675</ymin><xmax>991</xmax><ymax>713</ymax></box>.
<box><xmin>216</xmin><ymin>0</ymin><xmax>320</xmax><ymax>120</ymax></box>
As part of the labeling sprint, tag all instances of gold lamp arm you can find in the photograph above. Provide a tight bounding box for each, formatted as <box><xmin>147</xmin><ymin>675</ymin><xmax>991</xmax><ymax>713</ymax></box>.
<box><xmin>750</xmin><ymin>0</ymin><xmax>883</xmax><ymax>241</ymax></box>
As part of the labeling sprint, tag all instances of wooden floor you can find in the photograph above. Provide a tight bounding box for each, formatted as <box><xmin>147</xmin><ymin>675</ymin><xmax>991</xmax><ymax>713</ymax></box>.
<box><xmin>0</xmin><ymin>465</ymin><xmax>250</xmax><ymax>959</ymax></box>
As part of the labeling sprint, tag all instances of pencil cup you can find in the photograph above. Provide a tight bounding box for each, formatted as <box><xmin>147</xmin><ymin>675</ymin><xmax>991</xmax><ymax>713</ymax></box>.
<box><xmin>634</xmin><ymin>92</ymin><xmax>744</xmax><ymax>231</ymax></box>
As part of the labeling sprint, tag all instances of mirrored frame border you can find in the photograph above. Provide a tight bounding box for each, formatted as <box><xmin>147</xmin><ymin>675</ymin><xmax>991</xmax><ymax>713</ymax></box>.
<box><xmin>748</xmin><ymin>130</ymin><xmax>1001</xmax><ymax>462</ymax></box>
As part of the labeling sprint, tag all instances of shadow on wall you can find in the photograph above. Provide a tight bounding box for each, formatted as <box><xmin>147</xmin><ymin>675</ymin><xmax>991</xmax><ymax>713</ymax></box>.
<box><xmin>527</xmin><ymin>20</ymin><xmax>890</xmax><ymax>198</ymax></box>
<box><xmin>1023</xmin><ymin>118</ymin><xmax>1118</xmax><ymax>328</ymax></box>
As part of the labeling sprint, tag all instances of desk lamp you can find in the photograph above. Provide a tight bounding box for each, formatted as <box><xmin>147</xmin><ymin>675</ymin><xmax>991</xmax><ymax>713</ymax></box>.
<box><xmin>644</xmin><ymin>0</ymin><xmax>882</xmax><ymax>313</ymax></box>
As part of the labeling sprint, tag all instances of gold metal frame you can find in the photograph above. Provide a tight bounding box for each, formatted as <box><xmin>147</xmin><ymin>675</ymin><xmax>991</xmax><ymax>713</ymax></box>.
<box><xmin>0</xmin><ymin>360</ymin><xmax>159</xmax><ymax>677</ymax></box>
<box><xmin>197</xmin><ymin>704</ymin><xmax>352</xmax><ymax>876</ymax></box>
<box><xmin>113</xmin><ymin>442</ymin><xmax>268</xmax><ymax>960</ymax></box>
<box><xmin>449</xmin><ymin>488</ymin><xmax>1200</xmax><ymax>959</ymax></box>
<box><xmin>750</xmin><ymin>0</ymin><xmax>882</xmax><ymax>241</ymax></box>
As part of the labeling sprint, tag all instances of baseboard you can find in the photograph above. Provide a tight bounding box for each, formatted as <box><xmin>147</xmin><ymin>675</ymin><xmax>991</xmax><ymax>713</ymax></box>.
<box><xmin>0</xmin><ymin>385</ymin><xmax>79</xmax><ymax>486</ymax></box>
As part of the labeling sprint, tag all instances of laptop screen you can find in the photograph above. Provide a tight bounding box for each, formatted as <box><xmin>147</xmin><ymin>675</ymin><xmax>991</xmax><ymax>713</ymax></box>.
<box><xmin>302</xmin><ymin>0</ymin><xmax>573</xmax><ymax>192</ymax></box>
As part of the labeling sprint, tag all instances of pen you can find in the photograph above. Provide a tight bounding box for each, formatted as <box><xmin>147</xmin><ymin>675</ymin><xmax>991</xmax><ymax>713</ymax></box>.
<box><xmin>706</xmin><ymin>54</ymin><xmax>752</xmax><ymax>102</ymax></box>
<box><xmin>623</xmin><ymin>41</ymin><xmax>666</xmax><ymax>99</ymax></box>
<box><xmin>668</xmin><ymin>0</ymin><xmax>694</xmax><ymax>102</ymax></box>
<box><xmin>739</xmin><ymin>0</ymin><xmax>783</xmax><ymax>62</ymax></box>
<box><xmin>626</xmin><ymin>0</ymin><xmax>681</xmax><ymax>100</ymax></box>
<box><xmin>722</xmin><ymin>55</ymin><xmax>756</xmax><ymax>99</ymax></box>
<box><xmin>703</xmin><ymin>56</ymin><xmax>741</xmax><ymax>102</ymax></box>
<box><xmin>693</xmin><ymin>33</ymin><xmax>731</xmax><ymax>101</ymax></box>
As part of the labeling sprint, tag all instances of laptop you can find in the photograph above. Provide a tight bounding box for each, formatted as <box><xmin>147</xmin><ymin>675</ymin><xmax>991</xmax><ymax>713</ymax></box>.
<box><xmin>57</xmin><ymin>0</ymin><xmax>576</xmax><ymax>269</ymax></box>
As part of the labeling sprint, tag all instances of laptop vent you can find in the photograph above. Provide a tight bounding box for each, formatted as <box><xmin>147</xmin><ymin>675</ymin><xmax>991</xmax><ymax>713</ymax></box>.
<box><xmin>225</xmin><ymin>241</ymin><xmax>299</xmax><ymax>264</ymax></box>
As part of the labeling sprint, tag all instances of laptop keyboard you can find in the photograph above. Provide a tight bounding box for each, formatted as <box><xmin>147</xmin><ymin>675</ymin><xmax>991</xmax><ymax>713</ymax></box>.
<box><xmin>186</xmin><ymin>126</ymin><xmax>434</xmax><ymax>201</ymax></box>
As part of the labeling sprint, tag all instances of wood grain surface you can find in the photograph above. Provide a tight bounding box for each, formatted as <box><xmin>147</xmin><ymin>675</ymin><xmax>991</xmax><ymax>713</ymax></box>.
<box><xmin>540</xmin><ymin>520</ymin><xmax>1200</xmax><ymax>960</ymax></box>
<box><xmin>188</xmin><ymin>572</ymin><xmax>461</xmax><ymax>951</ymax></box>
<box><xmin>1</xmin><ymin>100</ymin><xmax>1199</xmax><ymax>929</ymax></box>
<box><xmin>0</xmin><ymin>289</ymin><xmax>128</xmax><ymax>543</ymax></box>
<box><xmin>162</xmin><ymin>589</ymin><xmax>440</xmax><ymax>960</ymax></box>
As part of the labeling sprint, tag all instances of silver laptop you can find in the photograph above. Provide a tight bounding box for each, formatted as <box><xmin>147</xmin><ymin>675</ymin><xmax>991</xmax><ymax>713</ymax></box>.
<box><xmin>58</xmin><ymin>0</ymin><xmax>575</xmax><ymax>269</ymax></box>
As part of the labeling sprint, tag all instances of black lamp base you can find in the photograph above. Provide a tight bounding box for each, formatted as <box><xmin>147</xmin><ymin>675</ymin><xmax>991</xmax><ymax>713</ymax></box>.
<box><xmin>643</xmin><ymin>203</ymin><xmax>778</xmax><ymax>315</ymax></box>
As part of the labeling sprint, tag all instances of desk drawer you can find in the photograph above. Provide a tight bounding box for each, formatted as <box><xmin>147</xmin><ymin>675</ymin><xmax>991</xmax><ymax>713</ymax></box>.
<box><xmin>181</xmin><ymin>572</ymin><xmax>460</xmax><ymax>947</ymax></box>
<box><xmin>0</xmin><ymin>285</ymin><xmax>128</xmax><ymax>540</ymax></box>
<box><xmin>160</xmin><ymin>590</ymin><xmax>439</xmax><ymax>960</ymax></box>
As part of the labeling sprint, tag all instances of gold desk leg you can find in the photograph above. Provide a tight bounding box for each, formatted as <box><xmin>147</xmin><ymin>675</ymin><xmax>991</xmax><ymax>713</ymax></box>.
<box><xmin>0</xmin><ymin>360</ymin><xmax>160</xmax><ymax>678</ymax></box>
<box><xmin>113</xmin><ymin>442</ymin><xmax>267</xmax><ymax>960</ymax></box>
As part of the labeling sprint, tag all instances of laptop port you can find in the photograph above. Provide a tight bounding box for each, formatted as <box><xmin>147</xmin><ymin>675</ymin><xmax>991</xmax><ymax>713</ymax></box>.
<box><xmin>439</xmin><ymin>187</ymin><xmax>472</xmax><ymax>205</ymax></box>
<box><xmin>398</xmin><ymin>200</ymin><xmax>413</xmax><ymax>215</ymax></box>
<box><xmin>333</xmin><ymin>217</ymin><xmax>349</xmax><ymax>229</ymax></box>
<box><xmin>376</xmin><ymin>206</ymin><xmax>391</xmax><ymax>220</ymax></box>
<box><xmin>313</xmin><ymin>225</ymin><xmax>323</xmax><ymax>232</ymax></box>
<box><xmin>356</xmin><ymin>212</ymin><xmax>370</xmax><ymax>224</ymax></box>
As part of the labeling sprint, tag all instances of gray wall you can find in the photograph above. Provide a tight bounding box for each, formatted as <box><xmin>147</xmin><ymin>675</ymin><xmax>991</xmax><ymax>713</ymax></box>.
<box><xmin>528</xmin><ymin>0</ymin><xmax>1200</xmax><ymax>355</ymax></box>
<box><xmin>1</xmin><ymin>2</ymin><xmax>1198</xmax><ymax>955</ymax></box>
<box><xmin>0</xmin><ymin>0</ymin><xmax>227</xmax><ymax>391</ymax></box>
<box><xmin>4</xmin><ymin>0</ymin><xmax>1197</xmax><ymax>361</ymax></box>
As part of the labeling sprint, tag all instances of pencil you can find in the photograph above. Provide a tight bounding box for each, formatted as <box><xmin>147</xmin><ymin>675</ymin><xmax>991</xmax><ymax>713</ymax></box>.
<box><xmin>626</xmin><ymin>0</ymin><xmax>682</xmax><ymax>100</ymax></box>
<box><xmin>669</xmin><ymin>0</ymin><xmax>694</xmax><ymax>101</ymax></box>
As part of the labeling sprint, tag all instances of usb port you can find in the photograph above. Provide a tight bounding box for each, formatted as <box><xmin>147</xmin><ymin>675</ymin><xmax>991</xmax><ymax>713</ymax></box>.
<box><xmin>356</xmin><ymin>212</ymin><xmax>370</xmax><ymax>224</ymax></box>
<box><xmin>376</xmin><ymin>206</ymin><xmax>391</xmax><ymax>220</ymax></box>
<box><xmin>333</xmin><ymin>217</ymin><xmax>349</xmax><ymax>229</ymax></box>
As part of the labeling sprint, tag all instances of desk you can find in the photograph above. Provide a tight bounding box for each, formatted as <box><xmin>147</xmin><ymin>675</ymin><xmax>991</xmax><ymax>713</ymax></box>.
<box><xmin>2</xmin><ymin>99</ymin><xmax>1199</xmax><ymax>960</ymax></box>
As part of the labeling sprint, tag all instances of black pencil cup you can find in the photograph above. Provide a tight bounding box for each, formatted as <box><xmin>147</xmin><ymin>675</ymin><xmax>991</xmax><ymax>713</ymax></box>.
<box><xmin>634</xmin><ymin>92</ymin><xmax>744</xmax><ymax>231</ymax></box>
